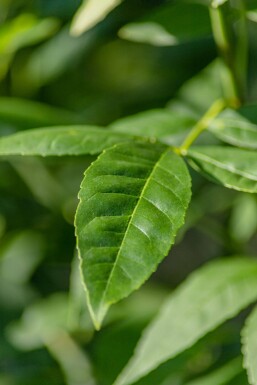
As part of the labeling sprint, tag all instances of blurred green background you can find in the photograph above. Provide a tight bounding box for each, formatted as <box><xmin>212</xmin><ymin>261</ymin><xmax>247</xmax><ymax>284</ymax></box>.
<box><xmin>1</xmin><ymin>0</ymin><xmax>257</xmax><ymax>384</ymax></box>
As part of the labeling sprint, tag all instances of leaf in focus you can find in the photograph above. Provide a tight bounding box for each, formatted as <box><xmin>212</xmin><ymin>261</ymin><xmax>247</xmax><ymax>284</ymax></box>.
<box><xmin>242</xmin><ymin>305</ymin><xmax>257</xmax><ymax>385</ymax></box>
<box><xmin>118</xmin><ymin>2</ymin><xmax>211</xmax><ymax>46</ymax></box>
<box><xmin>209</xmin><ymin>109</ymin><xmax>257</xmax><ymax>149</ymax></box>
<box><xmin>75</xmin><ymin>142</ymin><xmax>191</xmax><ymax>329</ymax></box>
<box><xmin>115</xmin><ymin>257</ymin><xmax>257</xmax><ymax>385</ymax></box>
<box><xmin>186</xmin><ymin>146</ymin><xmax>257</xmax><ymax>193</ymax></box>
<box><xmin>110</xmin><ymin>109</ymin><xmax>196</xmax><ymax>146</ymax></box>
<box><xmin>0</xmin><ymin>126</ymin><xmax>134</xmax><ymax>156</ymax></box>
<box><xmin>71</xmin><ymin>0</ymin><xmax>122</xmax><ymax>36</ymax></box>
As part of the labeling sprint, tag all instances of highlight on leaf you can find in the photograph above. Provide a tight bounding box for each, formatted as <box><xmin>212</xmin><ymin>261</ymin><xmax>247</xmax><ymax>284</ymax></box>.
<box><xmin>186</xmin><ymin>146</ymin><xmax>257</xmax><ymax>193</ymax></box>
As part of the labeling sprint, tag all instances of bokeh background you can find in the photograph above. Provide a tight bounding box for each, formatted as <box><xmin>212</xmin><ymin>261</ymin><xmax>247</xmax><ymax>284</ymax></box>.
<box><xmin>1</xmin><ymin>1</ymin><xmax>257</xmax><ymax>384</ymax></box>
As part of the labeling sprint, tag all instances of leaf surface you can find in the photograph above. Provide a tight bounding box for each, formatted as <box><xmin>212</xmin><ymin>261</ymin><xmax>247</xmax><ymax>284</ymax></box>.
<box><xmin>209</xmin><ymin>109</ymin><xmax>257</xmax><ymax>149</ymax></box>
<box><xmin>115</xmin><ymin>257</ymin><xmax>257</xmax><ymax>385</ymax></box>
<box><xmin>186</xmin><ymin>146</ymin><xmax>257</xmax><ymax>192</ymax></box>
<box><xmin>242</xmin><ymin>305</ymin><xmax>257</xmax><ymax>385</ymax></box>
<box><xmin>71</xmin><ymin>0</ymin><xmax>122</xmax><ymax>36</ymax></box>
<box><xmin>110</xmin><ymin>109</ymin><xmax>195</xmax><ymax>146</ymax></box>
<box><xmin>0</xmin><ymin>126</ymin><xmax>134</xmax><ymax>156</ymax></box>
<box><xmin>75</xmin><ymin>142</ymin><xmax>191</xmax><ymax>328</ymax></box>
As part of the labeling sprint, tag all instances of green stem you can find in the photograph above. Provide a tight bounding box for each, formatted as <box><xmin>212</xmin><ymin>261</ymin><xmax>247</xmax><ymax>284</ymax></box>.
<box><xmin>209</xmin><ymin>4</ymin><xmax>241</xmax><ymax>106</ymax></box>
<box><xmin>179</xmin><ymin>99</ymin><xmax>226</xmax><ymax>153</ymax></box>
<box><xmin>233</xmin><ymin>0</ymin><xmax>248</xmax><ymax>101</ymax></box>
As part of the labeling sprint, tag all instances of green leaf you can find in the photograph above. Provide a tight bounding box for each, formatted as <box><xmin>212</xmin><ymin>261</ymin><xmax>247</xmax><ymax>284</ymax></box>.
<box><xmin>0</xmin><ymin>97</ymin><xmax>80</xmax><ymax>128</ymax></box>
<box><xmin>186</xmin><ymin>146</ymin><xmax>257</xmax><ymax>193</ymax></box>
<box><xmin>75</xmin><ymin>142</ymin><xmax>191</xmax><ymax>329</ymax></box>
<box><xmin>71</xmin><ymin>0</ymin><xmax>123</xmax><ymax>36</ymax></box>
<box><xmin>229</xmin><ymin>194</ymin><xmax>257</xmax><ymax>243</ymax></box>
<box><xmin>184</xmin><ymin>357</ymin><xmax>243</xmax><ymax>385</ymax></box>
<box><xmin>118</xmin><ymin>2</ymin><xmax>211</xmax><ymax>46</ymax></box>
<box><xmin>118</xmin><ymin>22</ymin><xmax>178</xmax><ymax>47</ymax></box>
<box><xmin>0</xmin><ymin>126</ymin><xmax>134</xmax><ymax>156</ymax></box>
<box><xmin>115</xmin><ymin>257</ymin><xmax>257</xmax><ymax>385</ymax></box>
<box><xmin>0</xmin><ymin>14</ymin><xmax>59</xmax><ymax>54</ymax></box>
<box><xmin>242</xmin><ymin>305</ymin><xmax>257</xmax><ymax>385</ymax></box>
<box><xmin>110</xmin><ymin>109</ymin><xmax>196</xmax><ymax>146</ymax></box>
<box><xmin>209</xmin><ymin>109</ymin><xmax>257</xmax><ymax>149</ymax></box>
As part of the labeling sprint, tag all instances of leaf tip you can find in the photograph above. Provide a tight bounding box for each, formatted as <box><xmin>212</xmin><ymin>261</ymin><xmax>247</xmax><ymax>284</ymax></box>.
<box><xmin>88</xmin><ymin>301</ymin><xmax>110</xmax><ymax>331</ymax></box>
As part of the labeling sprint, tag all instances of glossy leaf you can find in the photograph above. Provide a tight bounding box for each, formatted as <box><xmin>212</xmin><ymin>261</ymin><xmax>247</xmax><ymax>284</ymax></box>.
<box><xmin>71</xmin><ymin>0</ymin><xmax>122</xmax><ymax>36</ymax></box>
<box><xmin>209</xmin><ymin>109</ymin><xmax>257</xmax><ymax>149</ymax></box>
<box><xmin>186</xmin><ymin>146</ymin><xmax>257</xmax><ymax>193</ymax></box>
<box><xmin>242</xmin><ymin>305</ymin><xmax>257</xmax><ymax>385</ymax></box>
<box><xmin>110</xmin><ymin>109</ymin><xmax>195</xmax><ymax>146</ymax></box>
<box><xmin>75</xmin><ymin>142</ymin><xmax>191</xmax><ymax>329</ymax></box>
<box><xmin>0</xmin><ymin>126</ymin><xmax>134</xmax><ymax>156</ymax></box>
<box><xmin>115</xmin><ymin>258</ymin><xmax>257</xmax><ymax>385</ymax></box>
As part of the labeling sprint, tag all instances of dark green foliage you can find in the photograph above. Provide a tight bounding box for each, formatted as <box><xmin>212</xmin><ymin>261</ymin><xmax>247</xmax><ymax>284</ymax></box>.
<box><xmin>1</xmin><ymin>1</ymin><xmax>257</xmax><ymax>385</ymax></box>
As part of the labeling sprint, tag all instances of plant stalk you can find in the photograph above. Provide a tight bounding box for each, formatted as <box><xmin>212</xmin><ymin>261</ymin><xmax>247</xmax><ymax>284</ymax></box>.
<box><xmin>179</xmin><ymin>99</ymin><xmax>226</xmax><ymax>153</ymax></box>
<box><xmin>209</xmin><ymin>3</ymin><xmax>241</xmax><ymax>106</ymax></box>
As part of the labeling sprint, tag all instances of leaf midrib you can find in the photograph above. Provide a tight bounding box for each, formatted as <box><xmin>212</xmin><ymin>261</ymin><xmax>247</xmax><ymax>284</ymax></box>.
<box><xmin>100</xmin><ymin>146</ymin><xmax>171</xmax><ymax>308</ymax></box>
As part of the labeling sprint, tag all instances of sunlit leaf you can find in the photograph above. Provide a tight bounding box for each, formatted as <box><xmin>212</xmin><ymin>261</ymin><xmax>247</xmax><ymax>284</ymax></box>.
<box><xmin>186</xmin><ymin>146</ymin><xmax>257</xmax><ymax>193</ymax></box>
<box><xmin>115</xmin><ymin>257</ymin><xmax>257</xmax><ymax>385</ymax></box>
<box><xmin>242</xmin><ymin>305</ymin><xmax>257</xmax><ymax>385</ymax></box>
<box><xmin>0</xmin><ymin>126</ymin><xmax>134</xmax><ymax>156</ymax></box>
<box><xmin>0</xmin><ymin>13</ymin><xmax>59</xmax><ymax>54</ymax></box>
<box><xmin>71</xmin><ymin>0</ymin><xmax>122</xmax><ymax>36</ymax></box>
<box><xmin>75</xmin><ymin>142</ymin><xmax>191</xmax><ymax>329</ymax></box>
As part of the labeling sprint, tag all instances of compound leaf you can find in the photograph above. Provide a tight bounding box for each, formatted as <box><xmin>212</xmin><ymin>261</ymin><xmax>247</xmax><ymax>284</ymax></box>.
<box><xmin>115</xmin><ymin>257</ymin><xmax>257</xmax><ymax>385</ymax></box>
<box><xmin>75</xmin><ymin>142</ymin><xmax>191</xmax><ymax>329</ymax></box>
<box><xmin>186</xmin><ymin>146</ymin><xmax>257</xmax><ymax>193</ymax></box>
<box><xmin>0</xmin><ymin>126</ymin><xmax>134</xmax><ymax>156</ymax></box>
<box><xmin>242</xmin><ymin>305</ymin><xmax>257</xmax><ymax>385</ymax></box>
